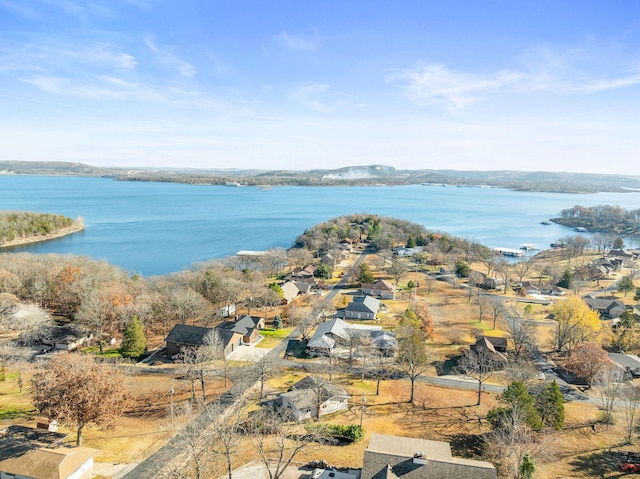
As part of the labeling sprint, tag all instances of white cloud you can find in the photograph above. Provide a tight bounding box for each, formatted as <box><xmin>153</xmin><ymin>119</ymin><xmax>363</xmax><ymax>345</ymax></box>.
<box><xmin>273</xmin><ymin>31</ymin><xmax>318</xmax><ymax>51</ymax></box>
<box><xmin>290</xmin><ymin>83</ymin><xmax>350</xmax><ymax>114</ymax></box>
<box><xmin>397</xmin><ymin>64</ymin><xmax>525</xmax><ymax>110</ymax></box>
<box><xmin>144</xmin><ymin>37</ymin><xmax>196</xmax><ymax>78</ymax></box>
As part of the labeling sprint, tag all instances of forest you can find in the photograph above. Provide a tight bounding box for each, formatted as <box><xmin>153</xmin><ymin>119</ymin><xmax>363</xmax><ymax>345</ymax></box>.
<box><xmin>0</xmin><ymin>211</ymin><xmax>79</xmax><ymax>244</ymax></box>
<box><xmin>553</xmin><ymin>204</ymin><xmax>640</xmax><ymax>235</ymax></box>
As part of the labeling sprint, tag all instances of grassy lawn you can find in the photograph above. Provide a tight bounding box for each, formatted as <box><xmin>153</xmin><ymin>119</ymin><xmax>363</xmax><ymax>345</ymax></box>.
<box><xmin>0</xmin><ymin>371</ymin><xmax>37</xmax><ymax>421</ymax></box>
<box><xmin>257</xmin><ymin>328</ymin><xmax>293</xmax><ymax>348</ymax></box>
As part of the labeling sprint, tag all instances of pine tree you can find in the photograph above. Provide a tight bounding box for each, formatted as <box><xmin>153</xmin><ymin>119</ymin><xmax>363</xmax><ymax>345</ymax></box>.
<box><xmin>519</xmin><ymin>453</ymin><xmax>535</xmax><ymax>479</ymax></box>
<box><xmin>535</xmin><ymin>380</ymin><xmax>565</xmax><ymax>429</ymax></box>
<box><xmin>120</xmin><ymin>316</ymin><xmax>146</xmax><ymax>358</ymax></box>
<box><xmin>488</xmin><ymin>380</ymin><xmax>542</xmax><ymax>431</ymax></box>
<box><xmin>273</xmin><ymin>315</ymin><xmax>283</xmax><ymax>330</ymax></box>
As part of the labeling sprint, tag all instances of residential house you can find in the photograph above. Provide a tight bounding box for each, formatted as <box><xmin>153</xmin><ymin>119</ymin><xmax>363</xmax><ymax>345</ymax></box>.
<box><xmin>360</xmin><ymin>279</ymin><xmax>396</xmax><ymax>300</ymax></box>
<box><xmin>608</xmin><ymin>353</ymin><xmax>640</xmax><ymax>379</ymax></box>
<box><xmin>307</xmin><ymin>318</ymin><xmax>351</xmax><ymax>355</ymax></box>
<box><xmin>337</xmin><ymin>295</ymin><xmax>381</xmax><ymax>321</ymax></box>
<box><xmin>165</xmin><ymin>324</ymin><xmax>242</xmax><ymax>358</ymax></box>
<box><xmin>281</xmin><ymin>281</ymin><xmax>311</xmax><ymax>303</ymax></box>
<box><xmin>582</xmin><ymin>295</ymin><xmax>627</xmax><ymax>320</ymax></box>
<box><xmin>279</xmin><ymin>376</ymin><xmax>349</xmax><ymax>421</ymax></box>
<box><xmin>287</xmin><ymin>265</ymin><xmax>316</xmax><ymax>281</ymax></box>
<box><xmin>519</xmin><ymin>281</ymin><xmax>566</xmax><ymax>296</ymax></box>
<box><xmin>362</xmin><ymin>433</ymin><xmax>497</xmax><ymax>479</ymax></box>
<box><xmin>0</xmin><ymin>425</ymin><xmax>98</xmax><ymax>479</ymax></box>
<box><xmin>42</xmin><ymin>324</ymin><xmax>93</xmax><ymax>351</ymax></box>
<box><xmin>470</xmin><ymin>336</ymin><xmax>508</xmax><ymax>363</ymax></box>
<box><xmin>215</xmin><ymin>315</ymin><xmax>265</xmax><ymax>345</ymax></box>
<box><xmin>369</xmin><ymin>330</ymin><xmax>398</xmax><ymax>356</ymax></box>
<box><xmin>393</xmin><ymin>246</ymin><xmax>424</xmax><ymax>257</ymax></box>
<box><xmin>306</xmin><ymin>318</ymin><xmax>396</xmax><ymax>357</ymax></box>
<box><xmin>474</xmin><ymin>335</ymin><xmax>507</xmax><ymax>353</ymax></box>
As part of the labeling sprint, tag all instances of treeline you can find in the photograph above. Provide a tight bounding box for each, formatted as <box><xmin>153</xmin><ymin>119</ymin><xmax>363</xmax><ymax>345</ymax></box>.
<box><xmin>553</xmin><ymin>205</ymin><xmax>640</xmax><ymax>235</ymax></box>
<box><xmin>294</xmin><ymin>213</ymin><xmax>493</xmax><ymax>264</ymax></box>
<box><xmin>0</xmin><ymin>211</ymin><xmax>78</xmax><ymax>243</ymax></box>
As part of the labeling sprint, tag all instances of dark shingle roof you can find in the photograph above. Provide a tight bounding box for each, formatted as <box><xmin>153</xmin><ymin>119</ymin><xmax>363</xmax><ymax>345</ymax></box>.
<box><xmin>165</xmin><ymin>324</ymin><xmax>215</xmax><ymax>347</ymax></box>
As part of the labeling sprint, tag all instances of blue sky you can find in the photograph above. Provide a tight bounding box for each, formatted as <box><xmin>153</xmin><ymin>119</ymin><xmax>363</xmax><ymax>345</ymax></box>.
<box><xmin>2</xmin><ymin>1</ymin><xmax>640</xmax><ymax>174</ymax></box>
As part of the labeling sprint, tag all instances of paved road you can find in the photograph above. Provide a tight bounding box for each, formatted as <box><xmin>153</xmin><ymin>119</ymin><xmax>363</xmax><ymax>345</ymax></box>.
<box><xmin>123</xmin><ymin>248</ymin><xmax>370</xmax><ymax>479</ymax></box>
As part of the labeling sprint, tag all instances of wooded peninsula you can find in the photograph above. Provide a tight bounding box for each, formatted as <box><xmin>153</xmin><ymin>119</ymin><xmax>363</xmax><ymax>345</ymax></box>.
<box><xmin>0</xmin><ymin>211</ymin><xmax>84</xmax><ymax>248</ymax></box>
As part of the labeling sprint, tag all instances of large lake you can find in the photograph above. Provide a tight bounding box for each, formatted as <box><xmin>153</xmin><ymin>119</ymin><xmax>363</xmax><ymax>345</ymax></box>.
<box><xmin>2</xmin><ymin>175</ymin><xmax>640</xmax><ymax>276</ymax></box>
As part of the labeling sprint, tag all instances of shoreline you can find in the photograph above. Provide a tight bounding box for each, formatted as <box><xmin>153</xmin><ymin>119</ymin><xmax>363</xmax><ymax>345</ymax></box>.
<box><xmin>0</xmin><ymin>223</ymin><xmax>85</xmax><ymax>249</ymax></box>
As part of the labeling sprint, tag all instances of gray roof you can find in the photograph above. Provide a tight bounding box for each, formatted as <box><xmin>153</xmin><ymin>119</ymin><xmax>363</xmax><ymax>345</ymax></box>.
<box><xmin>216</xmin><ymin>315</ymin><xmax>262</xmax><ymax>336</ymax></box>
<box><xmin>307</xmin><ymin>318</ymin><xmax>350</xmax><ymax>349</ymax></box>
<box><xmin>363</xmin><ymin>433</ymin><xmax>496</xmax><ymax>479</ymax></box>
<box><xmin>0</xmin><ymin>425</ymin><xmax>67</xmax><ymax>462</ymax></box>
<box><xmin>608</xmin><ymin>353</ymin><xmax>640</xmax><ymax>370</ymax></box>
<box><xmin>281</xmin><ymin>376</ymin><xmax>349</xmax><ymax>409</ymax></box>
<box><xmin>347</xmin><ymin>295</ymin><xmax>380</xmax><ymax>314</ymax></box>
<box><xmin>165</xmin><ymin>324</ymin><xmax>215</xmax><ymax>346</ymax></box>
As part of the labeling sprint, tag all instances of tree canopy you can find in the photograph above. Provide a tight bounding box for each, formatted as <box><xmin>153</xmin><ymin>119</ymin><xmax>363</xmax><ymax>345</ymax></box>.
<box><xmin>31</xmin><ymin>354</ymin><xmax>131</xmax><ymax>445</ymax></box>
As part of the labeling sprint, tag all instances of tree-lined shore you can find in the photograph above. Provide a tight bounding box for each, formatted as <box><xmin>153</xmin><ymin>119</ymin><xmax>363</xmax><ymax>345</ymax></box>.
<box><xmin>0</xmin><ymin>211</ymin><xmax>84</xmax><ymax>248</ymax></box>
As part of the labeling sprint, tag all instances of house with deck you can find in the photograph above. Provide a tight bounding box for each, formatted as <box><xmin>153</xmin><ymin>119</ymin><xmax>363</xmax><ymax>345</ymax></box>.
<box><xmin>215</xmin><ymin>315</ymin><xmax>265</xmax><ymax>345</ymax></box>
<box><xmin>583</xmin><ymin>295</ymin><xmax>627</xmax><ymax>320</ymax></box>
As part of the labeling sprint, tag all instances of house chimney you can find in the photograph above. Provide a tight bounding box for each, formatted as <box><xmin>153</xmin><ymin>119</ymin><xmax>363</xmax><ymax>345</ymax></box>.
<box><xmin>412</xmin><ymin>452</ymin><xmax>427</xmax><ymax>465</ymax></box>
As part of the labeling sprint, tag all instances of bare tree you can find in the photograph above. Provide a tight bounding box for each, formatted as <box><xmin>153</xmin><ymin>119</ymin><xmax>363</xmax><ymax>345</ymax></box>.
<box><xmin>370</xmin><ymin>349</ymin><xmax>392</xmax><ymax>395</ymax></box>
<box><xmin>485</xmin><ymin>401</ymin><xmax>552</xmax><ymax>479</ymax></box>
<box><xmin>593</xmin><ymin>365</ymin><xmax>625</xmax><ymax>423</ymax></box>
<box><xmin>622</xmin><ymin>384</ymin><xmax>640</xmax><ymax>444</ymax></box>
<box><xmin>395</xmin><ymin>324</ymin><xmax>432</xmax><ymax>405</ymax></box>
<box><xmin>473</xmin><ymin>294</ymin><xmax>490</xmax><ymax>323</ymax></box>
<box><xmin>387</xmin><ymin>259</ymin><xmax>408</xmax><ymax>287</ymax></box>
<box><xmin>513</xmin><ymin>258</ymin><xmax>532</xmax><ymax>285</ymax></box>
<box><xmin>505</xmin><ymin>317</ymin><xmax>536</xmax><ymax>361</ymax></box>
<box><xmin>10</xmin><ymin>303</ymin><xmax>53</xmax><ymax>346</ymax></box>
<box><xmin>254</xmin><ymin>353</ymin><xmax>277</xmax><ymax>401</ymax></box>
<box><xmin>457</xmin><ymin>347</ymin><xmax>500</xmax><ymax>405</ymax></box>
<box><xmin>489</xmin><ymin>297</ymin><xmax>502</xmax><ymax>330</ymax></box>
<box><xmin>31</xmin><ymin>354</ymin><xmax>131</xmax><ymax>445</ymax></box>
<box><xmin>248</xmin><ymin>407</ymin><xmax>319</xmax><ymax>479</ymax></box>
<box><xmin>0</xmin><ymin>341</ymin><xmax>26</xmax><ymax>381</ymax></box>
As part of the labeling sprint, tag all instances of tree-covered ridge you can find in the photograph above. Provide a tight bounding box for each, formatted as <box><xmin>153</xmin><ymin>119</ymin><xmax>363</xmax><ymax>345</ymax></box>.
<box><xmin>294</xmin><ymin>213</ymin><xmax>492</xmax><ymax>261</ymax></box>
<box><xmin>0</xmin><ymin>211</ymin><xmax>79</xmax><ymax>243</ymax></box>
<box><xmin>552</xmin><ymin>205</ymin><xmax>640</xmax><ymax>235</ymax></box>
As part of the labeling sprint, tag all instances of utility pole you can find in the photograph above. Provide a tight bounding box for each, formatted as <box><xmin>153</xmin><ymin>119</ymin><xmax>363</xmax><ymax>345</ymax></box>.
<box><xmin>360</xmin><ymin>393</ymin><xmax>366</xmax><ymax>428</ymax></box>
<box><xmin>170</xmin><ymin>382</ymin><xmax>175</xmax><ymax>431</ymax></box>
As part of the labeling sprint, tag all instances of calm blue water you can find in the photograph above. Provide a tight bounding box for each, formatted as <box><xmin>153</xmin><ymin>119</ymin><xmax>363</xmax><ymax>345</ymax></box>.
<box><xmin>2</xmin><ymin>176</ymin><xmax>640</xmax><ymax>276</ymax></box>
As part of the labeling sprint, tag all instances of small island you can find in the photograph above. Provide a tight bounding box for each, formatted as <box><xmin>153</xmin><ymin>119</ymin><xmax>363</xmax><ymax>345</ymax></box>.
<box><xmin>0</xmin><ymin>211</ymin><xmax>84</xmax><ymax>248</ymax></box>
<box><xmin>551</xmin><ymin>204</ymin><xmax>640</xmax><ymax>235</ymax></box>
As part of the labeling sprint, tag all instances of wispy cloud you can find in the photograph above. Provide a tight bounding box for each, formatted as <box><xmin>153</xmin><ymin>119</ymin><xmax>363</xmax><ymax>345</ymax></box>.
<box><xmin>144</xmin><ymin>38</ymin><xmax>197</xmax><ymax>77</ymax></box>
<box><xmin>397</xmin><ymin>40</ymin><xmax>640</xmax><ymax>109</ymax></box>
<box><xmin>397</xmin><ymin>64</ymin><xmax>525</xmax><ymax>110</ymax></box>
<box><xmin>273</xmin><ymin>31</ymin><xmax>319</xmax><ymax>51</ymax></box>
<box><xmin>290</xmin><ymin>83</ymin><xmax>349</xmax><ymax>114</ymax></box>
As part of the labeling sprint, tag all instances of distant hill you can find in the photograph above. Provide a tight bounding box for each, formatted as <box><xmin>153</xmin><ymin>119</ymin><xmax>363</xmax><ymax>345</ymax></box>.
<box><xmin>2</xmin><ymin>160</ymin><xmax>640</xmax><ymax>193</ymax></box>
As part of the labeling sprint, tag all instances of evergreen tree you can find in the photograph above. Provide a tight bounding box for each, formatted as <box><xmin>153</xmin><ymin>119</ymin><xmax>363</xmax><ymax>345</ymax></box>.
<box><xmin>455</xmin><ymin>261</ymin><xmax>469</xmax><ymax>278</ymax></box>
<box><xmin>519</xmin><ymin>454</ymin><xmax>535</xmax><ymax>479</ymax></box>
<box><xmin>273</xmin><ymin>314</ymin><xmax>283</xmax><ymax>330</ymax></box>
<box><xmin>120</xmin><ymin>316</ymin><xmax>146</xmax><ymax>358</ymax></box>
<box><xmin>268</xmin><ymin>282</ymin><xmax>284</xmax><ymax>299</ymax></box>
<box><xmin>358</xmin><ymin>263</ymin><xmax>375</xmax><ymax>284</ymax></box>
<box><xmin>314</xmin><ymin>262</ymin><xmax>333</xmax><ymax>280</ymax></box>
<box><xmin>556</xmin><ymin>269</ymin><xmax>573</xmax><ymax>289</ymax></box>
<box><xmin>488</xmin><ymin>381</ymin><xmax>542</xmax><ymax>431</ymax></box>
<box><xmin>535</xmin><ymin>380</ymin><xmax>565</xmax><ymax>429</ymax></box>
<box><xmin>406</xmin><ymin>234</ymin><xmax>416</xmax><ymax>248</ymax></box>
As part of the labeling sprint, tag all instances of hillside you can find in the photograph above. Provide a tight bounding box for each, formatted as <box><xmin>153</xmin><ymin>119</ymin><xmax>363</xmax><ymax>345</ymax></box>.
<box><xmin>2</xmin><ymin>161</ymin><xmax>640</xmax><ymax>193</ymax></box>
